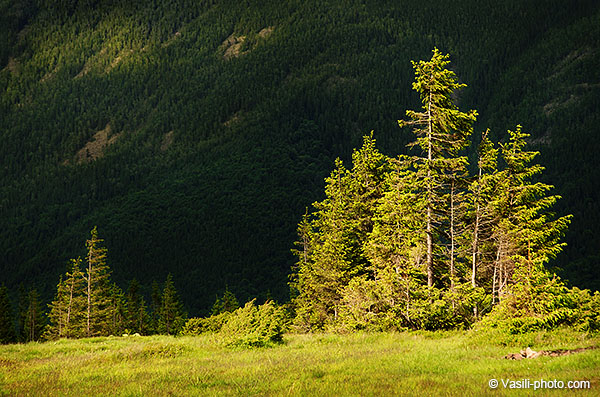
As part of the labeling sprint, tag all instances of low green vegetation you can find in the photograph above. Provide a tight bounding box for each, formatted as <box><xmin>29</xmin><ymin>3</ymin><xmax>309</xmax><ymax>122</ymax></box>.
<box><xmin>0</xmin><ymin>330</ymin><xmax>598</xmax><ymax>396</ymax></box>
<box><xmin>182</xmin><ymin>299</ymin><xmax>286</xmax><ymax>348</ymax></box>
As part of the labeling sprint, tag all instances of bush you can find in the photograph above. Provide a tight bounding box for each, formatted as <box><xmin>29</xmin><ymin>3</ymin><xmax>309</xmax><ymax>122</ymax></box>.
<box><xmin>181</xmin><ymin>300</ymin><xmax>288</xmax><ymax>348</ymax></box>
<box><xmin>181</xmin><ymin>312</ymin><xmax>230</xmax><ymax>336</ymax></box>
<box><xmin>478</xmin><ymin>264</ymin><xmax>600</xmax><ymax>334</ymax></box>
<box><xmin>219</xmin><ymin>299</ymin><xmax>286</xmax><ymax>348</ymax></box>
<box><xmin>563</xmin><ymin>288</ymin><xmax>600</xmax><ymax>333</ymax></box>
<box><xmin>337</xmin><ymin>277</ymin><xmax>487</xmax><ymax>332</ymax></box>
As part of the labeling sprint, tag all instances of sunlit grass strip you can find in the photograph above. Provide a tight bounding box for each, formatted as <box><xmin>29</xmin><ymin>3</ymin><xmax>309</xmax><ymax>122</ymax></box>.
<box><xmin>1</xmin><ymin>331</ymin><xmax>598</xmax><ymax>396</ymax></box>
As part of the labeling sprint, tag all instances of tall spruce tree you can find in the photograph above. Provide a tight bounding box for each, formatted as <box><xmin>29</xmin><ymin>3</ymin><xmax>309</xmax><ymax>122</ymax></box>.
<box><xmin>360</xmin><ymin>156</ymin><xmax>429</xmax><ymax>328</ymax></box>
<box><xmin>291</xmin><ymin>134</ymin><xmax>389</xmax><ymax>329</ymax></box>
<box><xmin>480</xmin><ymin>127</ymin><xmax>574</xmax><ymax>331</ymax></box>
<box><xmin>85</xmin><ymin>226</ymin><xmax>113</xmax><ymax>337</ymax></box>
<box><xmin>125</xmin><ymin>279</ymin><xmax>149</xmax><ymax>335</ymax></box>
<box><xmin>492</xmin><ymin>126</ymin><xmax>571</xmax><ymax>300</ymax></box>
<box><xmin>445</xmin><ymin>162</ymin><xmax>471</xmax><ymax>293</ymax></box>
<box><xmin>469</xmin><ymin>130</ymin><xmax>500</xmax><ymax>291</ymax></box>
<box><xmin>22</xmin><ymin>289</ymin><xmax>45</xmax><ymax>342</ymax></box>
<box><xmin>46</xmin><ymin>258</ymin><xmax>86</xmax><ymax>339</ymax></box>
<box><xmin>46</xmin><ymin>276</ymin><xmax>67</xmax><ymax>340</ymax></box>
<box><xmin>399</xmin><ymin>48</ymin><xmax>477</xmax><ymax>287</ymax></box>
<box><xmin>158</xmin><ymin>274</ymin><xmax>186</xmax><ymax>335</ymax></box>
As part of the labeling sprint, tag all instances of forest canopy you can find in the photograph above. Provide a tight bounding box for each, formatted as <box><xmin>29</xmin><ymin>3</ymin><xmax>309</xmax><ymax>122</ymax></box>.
<box><xmin>0</xmin><ymin>0</ymin><xmax>599</xmax><ymax>318</ymax></box>
<box><xmin>1</xmin><ymin>47</ymin><xmax>599</xmax><ymax>344</ymax></box>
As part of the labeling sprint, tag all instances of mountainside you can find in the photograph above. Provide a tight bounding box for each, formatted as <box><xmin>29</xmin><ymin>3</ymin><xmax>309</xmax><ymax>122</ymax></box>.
<box><xmin>1</xmin><ymin>0</ymin><xmax>599</xmax><ymax>315</ymax></box>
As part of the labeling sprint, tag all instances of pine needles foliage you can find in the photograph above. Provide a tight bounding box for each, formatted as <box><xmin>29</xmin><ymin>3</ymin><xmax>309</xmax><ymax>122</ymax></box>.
<box><xmin>290</xmin><ymin>49</ymin><xmax>587</xmax><ymax>334</ymax></box>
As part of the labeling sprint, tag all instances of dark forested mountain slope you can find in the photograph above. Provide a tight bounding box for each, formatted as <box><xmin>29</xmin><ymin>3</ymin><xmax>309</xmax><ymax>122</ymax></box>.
<box><xmin>1</xmin><ymin>0</ymin><xmax>598</xmax><ymax>314</ymax></box>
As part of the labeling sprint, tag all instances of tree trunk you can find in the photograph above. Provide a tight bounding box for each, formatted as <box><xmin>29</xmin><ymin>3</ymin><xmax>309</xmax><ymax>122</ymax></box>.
<box><xmin>472</xmin><ymin>163</ymin><xmax>484</xmax><ymax>288</ymax></box>
<box><xmin>426</xmin><ymin>90</ymin><xmax>433</xmax><ymax>288</ymax></box>
<box><xmin>450</xmin><ymin>179</ymin><xmax>456</xmax><ymax>292</ymax></box>
<box><xmin>87</xmin><ymin>258</ymin><xmax>92</xmax><ymax>337</ymax></box>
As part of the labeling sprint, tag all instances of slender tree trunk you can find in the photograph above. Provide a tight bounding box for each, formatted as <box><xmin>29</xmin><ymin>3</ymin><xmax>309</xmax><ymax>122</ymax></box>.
<box><xmin>66</xmin><ymin>276</ymin><xmax>75</xmax><ymax>336</ymax></box>
<box><xmin>471</xmin><ymin>212</ymin><xmax>479</xmax><ymax>288</ymax></box>
<box><xmin>58</xmin><ymin>305</ymin><xmax>63</xmax><ymax>337</ymax></box>
<box><xmin>492</xmin><ymin>256</ymin><xmax>498</xmax><ymax>304</ymax></box>
<box><xmin>495</xmin><ymin>243</ymin><xmax>506</xmax><ymax>298</ymax></box>
<box><xmin>471</xmin><ymin>164</ymin><xmax>484</xmax><ymax>288</ymax></box>
<box><xmin>471</xmin><ymin>200</ymin><xmax>480</xmax><ymax>287</ymax></box>
<box><xmin>87</xmin><ymin>257</ymin><xmax>92</xmax><ymax>337</ymax></box>
<box><xmin>450</xmin><ymin>179</ymin><xmax>456</xmax><ymax>292</ymax></box>
<box><xmin>426</xmin><ymin>91</ymin><xmax>433</xmax><ymax>288</ymax></box>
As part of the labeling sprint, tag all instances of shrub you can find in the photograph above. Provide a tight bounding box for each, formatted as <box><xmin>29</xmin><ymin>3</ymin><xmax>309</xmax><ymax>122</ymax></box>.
<box><xmin>337</xmin><ymin>277</ymin><xmax>487</xmax><ymax>332</ymax></box>
<box><xmin>564</xmin><ymin>288</ymin><xmax>600</xmax><ymax>333</ymax></box>
<box><xmin>181</xmin><ymin>300</ymin><xmax>288</xmax><ymax>348</ymax></box>
<box><xmin>219</xmin><ymin>299</ymin><xmax>286</xmax><ymax>348</ymax></box>
<box><xmin>478</xmin><ymin>262</ymin><xmax>600</xmax><ymax>334</ymax></box>
<box><xmin>181</xmin><ymin>312</ymin><xmax>230</xmax><ymax>336</ymax></box>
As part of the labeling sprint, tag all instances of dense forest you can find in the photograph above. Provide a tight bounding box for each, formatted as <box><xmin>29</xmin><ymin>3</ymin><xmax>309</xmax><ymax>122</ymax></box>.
<box><xmin>1</xmin><ymin>0</ymin><xmax>599</xmax><ymax>317</ymax></box>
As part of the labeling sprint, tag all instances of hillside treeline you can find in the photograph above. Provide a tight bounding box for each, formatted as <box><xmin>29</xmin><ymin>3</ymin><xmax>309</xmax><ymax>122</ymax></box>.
<box><xmin>0</xmin><ymin>227</ymin><xmax>187</xmax><ymax>343</ymax></box>
<box><xmin>0</xmin><ymin>0</ymin><xmax>599</xmax><ymax>315</ymax></box>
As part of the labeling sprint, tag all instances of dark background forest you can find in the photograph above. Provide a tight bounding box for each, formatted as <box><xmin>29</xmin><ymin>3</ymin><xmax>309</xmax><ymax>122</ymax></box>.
<box><xmin>1</xmin><ymin>0</ymin><xmax>599</xmax><ymax>316</ymax></box>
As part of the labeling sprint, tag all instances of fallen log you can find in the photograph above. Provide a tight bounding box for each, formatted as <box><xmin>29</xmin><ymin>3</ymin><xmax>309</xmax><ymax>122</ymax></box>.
<box><xmin>503</xmin><ymin>346</ymin><xmax>597</xmax><ymax>360</ymax></box>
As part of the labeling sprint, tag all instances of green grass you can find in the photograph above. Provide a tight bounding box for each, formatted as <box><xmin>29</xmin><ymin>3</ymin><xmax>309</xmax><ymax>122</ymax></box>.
<box><xmin>0</xmin><ymin>330</ymin><xmax>598</xmax><ymax>396</ymax></box>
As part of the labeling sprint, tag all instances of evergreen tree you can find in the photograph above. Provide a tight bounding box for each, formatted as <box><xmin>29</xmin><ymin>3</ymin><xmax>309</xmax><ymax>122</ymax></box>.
<box><xmin>211</xmin><ymin>286</ymin><xmax>239</xmax><ymax>315</ymax></box>
<box><xmin>17</xmin><ymin>284</ymin><xmax>27</xmax><ymax>342</ymax></box>
<box><xmin>346</xmin><ymin>153</ymin><xmax>480</xmax><ymax>330</ymax></box>
<box><xmin>150</xmin><ymin>280</ymin><xmax>162</xmax><ymax>334</ymax></box>
<box><xmin>399</xmin><ymin>48</ymin><xmax>477</xmax><ymax>287</ymax></box>
<box><xmin>108</xmin><ymin>283</ymin><xmax>126</xmax><ymax>335</ymax></box>
<box><xmin>46</xmin><ymin>258</ymin><xmax>86</xmax><ymax>339</ymax></box>
<box><xmin>469</xmin><ymin>130</ymin><xmax>500</xmax><ymax>291</ymax></box>
<box><xmin>22</xmin><ymin>289</ymin><xmax>45</xmax><ymax>342</ymax></box>
<box><xmin>46</xmin><ymin>276</ymin><xmax>67</xmax><ymax>340</ymax></box>
<box><xmin>290</xmin><ymin>50</ymin><xmax>573</xmax><ymax>333</ymax></box>
<box><xmin>64</xmin><ymin>258</ymin><xmax>86</xmax><ymax>337</ymax></box>
<box><xmin>291</xmin><ymin>134</ymin><xmax>389</xmax><ymax>329</ymax></box>
<box><xmin>0</xmin><ymin>285</ymin><xmax>16</xmax><ymax>344</ymax></box>
<box><xmin>446</xmin><ymin>172</ymin><xmax>469</xmax><ymax>291</ymax></box>
<box><xmin>492</xmin><ymin>126</ymin><xmax>571</xmax><ymax>300</ymax></box>
<box><xmin>84</xmin><ymin>226</ymin><xmax>113</xmax><ymax>337</ymax></box>
<box><xmin>158</xmin><ymin>274</ymin><xmax>186</xmax><ymax>335</ymax></box>
<box><xmin>359</xmin><ymin>156</ymin><xmax>429</xmax><ymax>328</ymax></box>
<box><xmin>125</xmin><ymin>279</ymin><xmax>149</xmax><ymax>334</ymax></box>
<box><xmin>293</xmin><ymin>158</ymin><xmax>353</xmax><ymax>329</ymax></box>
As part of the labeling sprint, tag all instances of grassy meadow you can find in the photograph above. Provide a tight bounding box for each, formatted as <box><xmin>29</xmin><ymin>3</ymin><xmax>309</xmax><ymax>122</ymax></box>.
<box><xmin>0</xmin><ymin>330</ymin><xmax>599</xmax><ymax>396</ymax></box>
